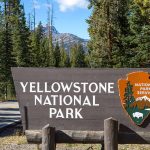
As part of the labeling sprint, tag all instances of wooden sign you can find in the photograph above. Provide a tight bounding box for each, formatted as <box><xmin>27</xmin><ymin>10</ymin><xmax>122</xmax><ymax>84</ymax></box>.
<box><xmin>11</xmin><ymin>68</ymin><xmax>150</xmax><ymax>132</ymax></box>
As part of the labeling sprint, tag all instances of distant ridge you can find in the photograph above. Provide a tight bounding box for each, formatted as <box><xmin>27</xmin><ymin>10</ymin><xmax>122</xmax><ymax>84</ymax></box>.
<box><xmin>43</xmin><ymin>26</ymin><xmax>88</xmax><ymax>53</ymax></box>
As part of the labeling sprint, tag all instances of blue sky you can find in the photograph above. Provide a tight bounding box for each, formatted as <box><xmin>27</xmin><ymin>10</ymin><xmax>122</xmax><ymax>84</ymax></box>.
<box><xmin>21</xmin><ymin>0</ymin><xmax>91</xmax><ymax>39</ymax></box>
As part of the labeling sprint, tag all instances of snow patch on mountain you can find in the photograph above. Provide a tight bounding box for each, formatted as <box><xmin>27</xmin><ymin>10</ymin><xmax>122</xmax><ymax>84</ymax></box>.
<box><xmin>136</xmin><ymin>96</ymin><xmax>150</xmax><ymax>102</ymax></box>
<box><xmin>43</xmin><ymin>26</ymin><xmax>88</xmax><ymax>53</ymax></box>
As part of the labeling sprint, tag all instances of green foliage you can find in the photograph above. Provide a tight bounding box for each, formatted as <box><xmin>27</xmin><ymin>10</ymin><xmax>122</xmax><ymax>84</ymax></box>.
<box><xmin>47</xmin><ymin>29</ymin><xmax>55</xmax><ymax>67</ymax></box>
<box><xmin>39</xmin><ymin>38</ymin><xmax>51</xmax><ymax>67</ymax></box>
<box><xmin>0</xmin><ymin>1</ymin><xmax>16</xmax><ymax>101</ymax></box>
<box><xmin>60</xmin><ymin>41</ymin><xmax>70</xmax><ymax>67</ymax></box>
<box><xmin>54</xmin><ymin>42</ymin><xmax>61</xmax><ymax>67</ymax></box>
<box><xmin>126</xmin><ymin>2</ymin><xmax>150</xmax><ymax>67</ymax></box>
<box><xmin>0</xmin><ymin>0</ymin><xmax>31</xmax><ymax>99</ymax></box>
<box><xmin>124</xmin><ymin>81</ymin><xmax>135</xmax><ymax>107</ymax></box>
<box><xmin>70</xmin><ymin>43</ymin><xmax>86</xmax><ymax>68</ymax></box>
<box><xmin>134</xmin><ymin>0</ymin><xmax>150</xmax><ymax>17</ymax></box>
<box><xmin>30</xmin><ymin>22</ymin><xmax>56</xmax><ymax>67</ymax></box>
<box><xmin>48</xmin><ymin>47</ymin><xmax>55</xmax><ymax>67</ymax></box>
<box><xmin>76</xmin><ymin>44</ymin><xmax>86</xmax><ymax>67</ymax></box>
<box><xmin>87</xmin><ymin>0</ymin><xmax>150</xmax><ymax>68</ymax></box>
<box><xmin>70</xmin><ymin>44</ymin><xmax>77</xmax><ymax>67</ymax></box>
<box><xmin>12</xmin><ymin>4</ymin><xmax>31</xmax><ymax>67</ymax></box>
<box><xmin>30</xmin><ymin>22</ymin><xmax>45</xmax><ymax>66</ymax></box>
<box><xmin>87</xmin><ymin>0</ymin><xmax>128</xmax><ymax>68</ymax></box>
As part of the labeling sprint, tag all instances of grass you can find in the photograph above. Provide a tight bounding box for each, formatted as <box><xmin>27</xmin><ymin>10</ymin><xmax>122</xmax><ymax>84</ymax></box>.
<box><xmin>0</xmin><ymin>96</ymin><xmax>16</xmax><ymax>102</ymax></box>
<box><xmin>58</xmin><ymin>144</ymin><xmax>150</xmax><ymax>150</ymax></box>
<box><xmin>0</xmin><ymin>135</ymin><xmax>27</xmax><ymax>145</ymax></box>
<box><xmin>0</xmin><ymin>129</ymin><xmax>27</xmax><ymax>145</ymax></box>
<box><xmin>0</xmin><ymin>136</ymin><xmax>150</xmax><ymax>150</ymax></box>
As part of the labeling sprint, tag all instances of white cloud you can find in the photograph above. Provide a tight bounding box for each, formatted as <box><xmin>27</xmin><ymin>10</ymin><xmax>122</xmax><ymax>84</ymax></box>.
<box><xmin>55</xmin><ymin>0</ymin><xmax>89</xmax><ymax>12</ymax></box>
<box><xmin>33</xmin><ymin>0</ymin><xmax>41</xmax><ymax>9</ymax></box>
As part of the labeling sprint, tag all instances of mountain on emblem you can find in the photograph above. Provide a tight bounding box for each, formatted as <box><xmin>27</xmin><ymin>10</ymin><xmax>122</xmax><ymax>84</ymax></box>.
<box><xmin>118</xmin><ymin>72</ymin><xmax>150</xmax><ymax>126</ymax></box>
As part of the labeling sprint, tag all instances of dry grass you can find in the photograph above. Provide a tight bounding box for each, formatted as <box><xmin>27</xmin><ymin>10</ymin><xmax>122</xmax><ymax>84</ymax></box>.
<box><xmin>0</xmin><ymin>136</ymin><xmax>150</xmax><ymax>150</ymax></box>
<box><xmin>118</xmin><ymin>144</ymin><xmax>150</xmax><ymax>150</ymax></box>
<box><xmin>0</xmin><ymin>135</ymin><xmax>27</xmax><ymax>145</ymax></box>
<box><xmin>57</xmin><ymin>144</ymin><xmax>150</xmax><ymax>150</ymax></box>
<box><xmin>56</xmin><ymin>144</ymin><xmax>150</xmax><ymax>150</ymax></box>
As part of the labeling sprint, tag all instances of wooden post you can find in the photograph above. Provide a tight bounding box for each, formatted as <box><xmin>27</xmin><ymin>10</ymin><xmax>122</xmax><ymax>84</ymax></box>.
<box><xmin>42</xmin><ymin>124</ymin><xmax>56</xmax><ymax>150</ymax></box>
<box><xmin>101</xmin><ymin>144</ymin><xmax>104</xmax><ymax>150</ymax></box>
<box><xmin>104</xmin><ymin>118</ymin><xmax>118</xmax><ymax>150</ymax></box>
<box><xmin>24</xmin><ymin>106</ymin><xmax>28</xmax><ymax>131</ymax></box>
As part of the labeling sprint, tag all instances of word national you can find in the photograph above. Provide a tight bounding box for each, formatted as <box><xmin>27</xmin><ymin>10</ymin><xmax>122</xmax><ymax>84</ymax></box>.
<box><xmin>20</xmin><ymin>81</ymin><xmax>115</xmax><ymax>119</ymax></box>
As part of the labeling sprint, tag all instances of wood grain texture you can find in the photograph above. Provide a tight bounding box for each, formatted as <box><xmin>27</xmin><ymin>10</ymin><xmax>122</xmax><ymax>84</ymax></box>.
<box><xmin>42</xmin><ymin>124</ymin><xmax>55</xmax><ymax>150</ymax></box>
<box><xmin>26</xmin><ymin>130</ymin><xmax>104</xmax><ymax>144</ymax></box>
<box><xmin>104</xmin><ymin>118</ymin><xmax>118</xmax><ymax>150</ymax></box>
<box><xmin>25</xmin><ymin>130</ymin><xmax>150</xmax><ymax>144</ymax></box>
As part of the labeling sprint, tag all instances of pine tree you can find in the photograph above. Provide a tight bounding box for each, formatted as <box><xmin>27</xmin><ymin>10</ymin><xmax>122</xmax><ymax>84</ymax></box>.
<box><xmin>0</xmin><ymin>6</ymin><xmax>5</xmax><ymax>98</ymax></box>
<box><xmin>30</xmin><ymin>22</ymin><xmax>44</xmax><ymax>66</ymax></box>
<box><xmin>65</xmin><ymin>54</ymin><xmax>71</xmax><ymax>67</ymax></box>
<box><xmin>70</xmin><ymin>44</ymin><xmax>77</xmax><ymax>67</ymax></box>
<box><xmin>11</xmin><ymin>2</ymin><xmax>31</xmax><ymax>67</ymax></box>
<box><xmin>39</xmin><ymin>37</ymin><xmax>51</xmax><ymax>67</ymax></box>
<box><xmin>127</xmin><ymin>1</ymin><xmax>150</xmax><ymax>67</ymax></box>
<box><xmin>48</xmin><ymin>44</ymin><xmax>55</xmax><ymax>67</ymax></box>
<box><xmin>20</xmin><ymin>7</ymin><xmax>32</xmax><ymax>66</ymax></box>
<box><xmin>0</xmin><ymin>1</ymin><xmax>16</xmax><ymax>99</ymax></box>
<box><xmin>87</xmin><ymin>0</ymin><xmax>118</xmax><ymax>67</ymax></box>
<box><xmin>112</xmin><ymin>0</ymin><xmax>131</xmax><ymax>67</ymax></box>
<box><xmin>0</xmin><ymin>0</ymin><xmax>33</xmax><ymax>99</ymax></box>
<box><xmin>87</xmin><ymin>0</ymin><xmax>130</xmax><ymax>68</ymax></box>
<box><xmin>70</xmin><ymin>43</ymin><xmax>86</xmax><ymax>67</ymax></box>
<box><xmin>76</xmin><ymin>43</ymin><xmax>86</xmax><ymax>67</ymax></box>
<box><xmin>54</xmin><ymin>42</ymin><xmax>61</xmax><ymax>67</ymax></box>
<box><xmin>60</xmin><ymin>40</ymin><xmax>70</xmax><ymax>67</ymax></box>
<box><xmin>47</xmin><ymin>1</ymin><xmax>55</xmax><ymax>67</ymax></box>
<box><xmin>124</xmin><ymin>81</ymin><xmax>135</xmax><ymax>108</ymax></box>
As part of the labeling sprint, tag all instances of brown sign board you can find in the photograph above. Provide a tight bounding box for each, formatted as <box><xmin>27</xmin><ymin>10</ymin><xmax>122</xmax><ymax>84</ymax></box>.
<box><xmin>11</xmin><ymin>68</ymin><xmax>150</xmax><ymax>132</ymax></box>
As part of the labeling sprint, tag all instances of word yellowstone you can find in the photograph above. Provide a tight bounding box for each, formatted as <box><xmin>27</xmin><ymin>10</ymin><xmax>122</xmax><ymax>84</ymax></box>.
<box><xmin>20</xmin><ymin>82</ymin><xmax>115</xmax><ymax>94</ymax></box>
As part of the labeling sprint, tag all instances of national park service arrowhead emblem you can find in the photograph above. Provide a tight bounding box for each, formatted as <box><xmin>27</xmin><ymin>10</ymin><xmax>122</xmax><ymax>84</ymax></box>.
<box><xmin>118</xmin><ymin>72</ymin><xmax>150</xmax><ymax>126</ymax></box>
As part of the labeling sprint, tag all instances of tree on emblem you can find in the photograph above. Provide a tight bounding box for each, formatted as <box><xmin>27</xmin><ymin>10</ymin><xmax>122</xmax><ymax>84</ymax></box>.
<box><xmin>124</xmin><ymin>81</ymin><xmax>135</xmax><ymax>108</ymax></box>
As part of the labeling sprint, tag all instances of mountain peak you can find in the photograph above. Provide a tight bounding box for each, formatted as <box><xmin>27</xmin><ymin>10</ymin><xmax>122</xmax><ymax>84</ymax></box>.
<box><xmin>44</xmin><ymin>25</ymin><xmax>59</xmax><ymax>35</ymax></box>
<box><xmin>136</xmin><ymin>96</ymin><xmax>150</xmax><ymax>102</ymax></box>
<box><xmin>43</xmin><ymin>25</ymin><xmax>88</xmax><ymax>53</ymax></box>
